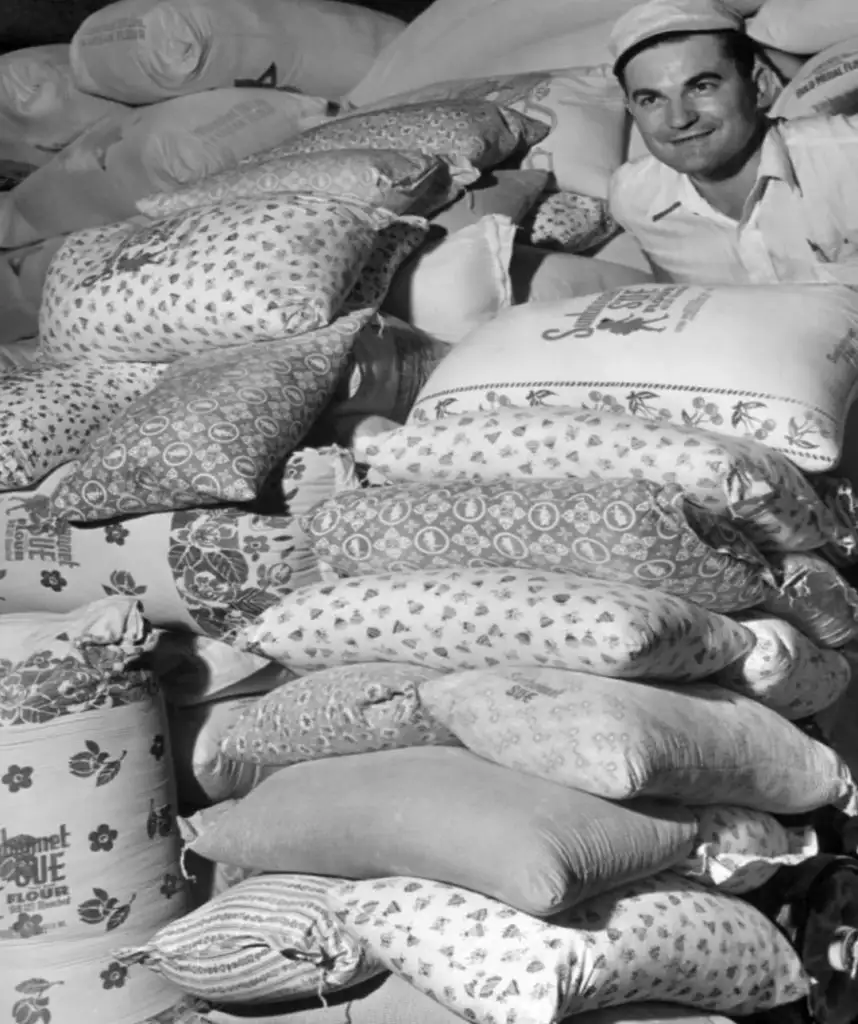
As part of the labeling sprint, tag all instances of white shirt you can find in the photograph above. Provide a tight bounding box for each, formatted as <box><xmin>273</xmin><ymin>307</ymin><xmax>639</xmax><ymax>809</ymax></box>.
<box><xmin>608</xmin><ymin>114</ymin><xmax>858</xmax><ymax>286</ymax></box>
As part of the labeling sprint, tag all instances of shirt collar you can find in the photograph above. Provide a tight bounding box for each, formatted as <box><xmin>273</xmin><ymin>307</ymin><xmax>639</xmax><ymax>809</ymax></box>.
<box><xmin>648</xmin><ymin>118</ymin><xmax>800</xmax><ymax>223</ymax></box>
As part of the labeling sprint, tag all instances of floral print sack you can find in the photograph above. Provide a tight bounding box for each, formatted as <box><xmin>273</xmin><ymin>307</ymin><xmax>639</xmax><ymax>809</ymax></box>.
<box><xmin>355</xmin><ymin>404</ymin><xmax>856</xmax><ymax>557</ymax></box>
<box><xmin>0</xmin><ymin>598</ymin><xmax>192</xmax><ymax>1024</ymax></box>
<box><xmin>234</xmin><ymin>567</ymin><xmax>755</xmax><ymax>681</ymax></box>
<box><xmin>327</xmin><ymin>873</ymin><xmax>809</xmax><ymax>1021</ymax></box>
<box><xmin>303</xmin><ymin>476</ymin><xmax>773</xmax><ymax>614</ymax></box>
<box><xmin>0</xmin><ymin>464</ymin><xmax>327</xmax><ymax>640</ymax></box>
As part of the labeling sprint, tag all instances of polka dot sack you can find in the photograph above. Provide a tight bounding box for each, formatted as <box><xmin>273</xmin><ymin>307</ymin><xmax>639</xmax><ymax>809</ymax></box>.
<box><xmin>137</xmin><ymin>148</ymin><xmax>458</xmax><ymax>220</ymax></box>
<box><xmin>117</xmin><ymin>874</ymin><xmax>383</xmax><ymax>1005</ymax></box>
<box><xmin>759</xmin><ymin>551</ymin><xmax>858</xmax><ymax>648</ymax></box>
<box><xmin>219</xmin><ymin>661</ymin><xmax>458</xmax><ymax>770</ymax></box>
<box><xmin>327</xmin><ymin>873</ymin><xmax>810</xmax><ymax>1021</ymax></box>
<box><xmin>676</xmin><ymin>805</ymin><xmax>820</xmax><ymax>896</ymax></box>
<box><xmin>355</xmin><ymin>404</ymin><xmax>855</xmax><ymax>557</ymax></box>
<box><xmin>418</xmin><ymin>666</ymin><xmax>858</xmax><ymax>815</ymax></box>
<box><xmin>38</xmin><ymin>194</ymin><xmax>416</xmax><ymax>365</ymax></box>
<box><xmin>0</xmin><ymin>465</ymin><xmax>329</xmax><ymax>641</ymax></box>
<box><xmin>266</xmin><ymin>100</ymin><xmax>549</xmax><ymax>177</ymax></box>
<box><xmin>0</xmin><ymin>362</ymin><xmax>168</xmax><ymax>493</ymax></box>
<box><xmin>711</xmin><ymin>613</ymin><xmax>851</xmax><ymax>719</ymax></box>
<box><xmin>234</xmin><ymin>567</ymin><xmax>755</xmax><ymax>681</ymax></box>
<box><xmin>406</xmin><ymin>283</ymin><xmax>858</xmax><ymax>472</ymax></box>
<box><xmin>48</xmin><ymin>308</ymin><xmax>378</xmax><ymax>522</ymax></box>
<box><xmin>519</xmin><ymin>188</ymin><xmax>619</xmax><ymax>254</ymax></box>
<box><xmin>0</xmin><ymin>598</ymin><xmax>196</xmax><ymax>1024</ymax></box>
<box><xmin>303</xmin><ymin>477</ymin><xmax>773</xmax><ymax>615</ymax></box>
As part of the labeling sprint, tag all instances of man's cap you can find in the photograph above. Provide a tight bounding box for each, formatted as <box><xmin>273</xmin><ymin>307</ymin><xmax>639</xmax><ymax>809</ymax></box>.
<box><xmin>610</xmin><ymin>0</ymin><xmax>745</xmax><ymax>73</ymax></box>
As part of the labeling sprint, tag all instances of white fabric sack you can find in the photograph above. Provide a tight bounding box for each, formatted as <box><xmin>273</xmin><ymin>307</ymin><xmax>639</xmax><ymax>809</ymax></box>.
<box><xmin>408</xmin><ymin>283</ymin><xmax>858</xmax><ymax>472</ymax></box>
<box><xmin>70</xmin><ymin>0</ymin><xmax>405</xmax><ymax>104</ymax></box>
<box><xmin>747</xmin><ymin>0</ymin><xmax>858</xmax><ymax>55</ymax></box>
<box><xmin>382</xmin><ymin>214</ymin><xmax>515</xmax><ymax>345</ymax></box>
<box><xmin>772</xmin><ymin>37</ymin><xmax>858</xmax><ymax>118</ymax></box>
<box><xmin>346</xmin><ymin>0</ymin><xmax>641</xmax><ymax>107</ymax></box>
<box><xmin>0</xmin><ymin>45</ymin><xmax>126</xmax><ymax>154</ymax></box>
<box><xmin>0</xmin><ymin>88</ymin><xmax>333</xmax><ymax>248</ymax></box>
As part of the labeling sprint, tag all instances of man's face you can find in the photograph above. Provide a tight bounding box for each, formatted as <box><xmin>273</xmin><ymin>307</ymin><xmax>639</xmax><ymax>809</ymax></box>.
<box><xmin>623</xmin><ymin>33</ymin><xmax>764</xmax><ymax>179</ymax></box>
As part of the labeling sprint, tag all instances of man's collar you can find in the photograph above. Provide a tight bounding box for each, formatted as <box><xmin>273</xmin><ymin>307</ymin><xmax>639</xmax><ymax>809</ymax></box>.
<box><xmin>647</xmin><ymin>118</ymin><xmax>799</xmax><ymax>222</ymax></box>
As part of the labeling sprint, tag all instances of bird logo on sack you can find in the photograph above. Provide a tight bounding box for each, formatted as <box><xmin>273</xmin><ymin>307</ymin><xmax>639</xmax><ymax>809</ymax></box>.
<box><xmin>0</xmin><ymin>827</ymin><xmax>72</xmax><ymax>931</ymax></box>
<box><xmin>541</xmin><ymin>285</ymin><xmax>689</xmax><ymax>341</ymax></box>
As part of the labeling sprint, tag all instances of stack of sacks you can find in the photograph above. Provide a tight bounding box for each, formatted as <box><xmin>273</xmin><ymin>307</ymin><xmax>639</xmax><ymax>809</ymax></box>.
<box><xmin>129</xmin><ymin>280</ymin><xmax>858</xmax><ymax>1020</ymax></box>
<box><xmin>0</xmin><ymin>0</ymin><xmax>410</xmax><ymax>345</ymax></box>
<box><xmin>0</xmin><ymin>596</ymin><xmax>202</xmax><ymax>1024</ymax></box>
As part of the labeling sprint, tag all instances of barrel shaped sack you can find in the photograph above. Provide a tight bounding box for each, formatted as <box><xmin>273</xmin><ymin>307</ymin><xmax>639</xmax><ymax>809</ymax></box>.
<box><xmin>407</xmin><ymin>283</ymin><xmax>858</xmax><ymax>472</ymax></box>
<box><xmin>0</xmin><ymin>598</ymin><xmax>192</xmax><ymax>1024</ymax></box>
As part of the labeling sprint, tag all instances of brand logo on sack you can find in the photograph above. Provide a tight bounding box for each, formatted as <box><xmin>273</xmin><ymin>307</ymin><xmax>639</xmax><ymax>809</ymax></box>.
<box><xmin>540</xmin><ymin>286</ymin><xmax>688</xmax><ymax>341</ymax></box>
<box><xmin>0</xmin><ymin>827</ymin><xmax>72</xmax><ymax>910</ymax></box>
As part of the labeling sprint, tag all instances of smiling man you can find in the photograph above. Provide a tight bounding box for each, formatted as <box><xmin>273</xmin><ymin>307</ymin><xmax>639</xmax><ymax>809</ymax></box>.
<box><xmin>608</xmin><ymin>0</ymin><xmax>858</xmax><ymax>285</ymax></box>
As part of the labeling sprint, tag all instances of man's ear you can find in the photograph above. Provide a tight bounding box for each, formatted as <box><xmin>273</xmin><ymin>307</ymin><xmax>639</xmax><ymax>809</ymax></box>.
<box><xmin>752</xmin><ymin>57</ymin><xmax>783</xmax><ymax>112</ymax></box>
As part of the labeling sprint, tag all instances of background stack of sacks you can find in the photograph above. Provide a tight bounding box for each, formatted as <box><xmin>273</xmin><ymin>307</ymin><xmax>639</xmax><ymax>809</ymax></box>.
<box><xmin>97</xmin><ymin>279</ymin><xmax>858</xmax><ymax>1024</ymax></box>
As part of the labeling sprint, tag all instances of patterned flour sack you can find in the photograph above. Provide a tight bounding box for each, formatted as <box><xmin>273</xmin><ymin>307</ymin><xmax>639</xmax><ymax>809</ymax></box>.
<box><xmin>759</xmin><ymin>551</ymin><xmax>858</xmax><ymax>648</ymax></box>
<box><xmin>711</xmin><ymin>613</ymin><xmax>852</xmax><ymax>719</ymax></box>
<box><xmin>418</xmin><ymin>667</ymin><xmax>858</xmax><ymax>814</ymax></box>
<box><xmin>304</xmin><ymin>477</ymin><xmax>773</xmax><ymax>614</ymax></box>
<box><xmin>676</xmin><ymin>805</ymin><xmax>819</xmax><ymax>895</ymax></box>
<box><xmin>0</xmin><ymin>465</ymin><xmax>327</xmax><ymax>641</ymax></box>
<box><xmin>0</xmin><ymin>44</ymin><xmax>126</xmax><ymax>153</ymax></box>
<box><xmin>328</xmin><ymin>873</ymin><xmax>810</xmax><ymax>1020</ymax></box>
<box><xmin>39</xmin><ymin>197</ymin><xmax>415</xmax><ymax>365</ymax></box>
<box><xmin>234</xmin><ymin>567</ymin><xmax>755</xmax><ymax>681</ymax></box>
<box><xmin>408</xmin><ymin>283</ymin><xmax>858</xmax><ymax>471</ymax></box>
<box><xmin>1</xmin><ymin>89</ymin><xmax>335</xmax><ymax>249</ymax></box>
<box><xmin>70</xmin><ymin>0</ymin><xmax>405</xmax><ymax>104</ymax></box>
<box><xmin>0</xmin><ymin>598</ymin><xmax>193</xmax><ymax>1024</ymax></box>
<box><xmin>117</xmin><ymin>873</ymin><xmax>384</xmax><ymax>1003</ymax></box>
<box><xmin>772</xmin><ymin>37</ymin><xmax>858</xmax><ymax>119</ymax></box>
<box><xmin>219</xmin><ymin>661</ymin><xmax>458</xmax><ymax>769</ymax></box>
<box><xmin>0</xmin><ymin>361</ymin><xmax>168</xmax><ymax>492</ymax></box>
<box><xmin>355</xmin><ymin>405</ymin><xmax>855</xmax><ymax>556</ymax></box>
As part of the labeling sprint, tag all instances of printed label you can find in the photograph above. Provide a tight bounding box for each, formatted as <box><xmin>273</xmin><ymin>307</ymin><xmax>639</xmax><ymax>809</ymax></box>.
<box><xmin>0</xmin><ymin>826</ymin><xmax>73</xmax><ymax>934</ymax></box>
<box><xmin>541</xmin><ymin>286</ymin><xmax>692</xmax><ymax>341</ymax></box>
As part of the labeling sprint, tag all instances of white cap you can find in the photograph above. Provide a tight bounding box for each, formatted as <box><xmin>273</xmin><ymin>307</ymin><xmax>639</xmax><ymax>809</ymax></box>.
<box><xmin>610</xmin><ymin>0</ymin><xmax>745</xmax><ymax>72</ymax></box>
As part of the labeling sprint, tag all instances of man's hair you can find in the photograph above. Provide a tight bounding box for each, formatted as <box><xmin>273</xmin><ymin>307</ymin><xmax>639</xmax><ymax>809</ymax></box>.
<box><xmin>615</xmin><ymin>29</ymin><xmax>759</xmax><ymax>92</ymax></box>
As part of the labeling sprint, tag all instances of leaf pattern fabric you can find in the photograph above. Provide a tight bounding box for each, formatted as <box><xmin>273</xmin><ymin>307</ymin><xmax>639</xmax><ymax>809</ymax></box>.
<box><xmin>138</xmin><ymin>147</ymin><xmax>456</xmax><ymax>220</ymax></box>
<box><xmin>327</xmin><ymin>873</ymin><xmax>809</xmax><ymax>1020</ymax></box>
<box><xmin>115</xmin><ymin>874</ymin><xmax>384</xmax><ymax>1004</ymax></box>
<box><xmin>0</xmin><ymin>362</ymin><xmax>167</xmax><ymax>493</ymax></box>
<box><xmin>48</xmin><ymin>309</ymin><xmax>377</xmax><ymax>522</ymax></box>
<box><xmin>220</xmin><ymin>661</ymin><xmax>457</xmax><ymax>767</ymax></box>
<box><xmin>355</xmin><ymin>404</ymin><xmax>855</xmax><ymax>556</ymax></box>
<box><xmin>677</xmin><ymin>805</ymin><xmax>819</xmax><ymax>895</ymax></box>
<box><xmin>418</xmin><ymin>666</ymin><xmax>858</xmax><ymax>814</ymax></box>
<box><xmin>38</xmin><ymin>194</ymin><xmax>412</xmax><ymax>364</ymax></box>
<box><xmin>304</xmin><ymin>477</ymin><xmax>773</xmax><ymax>614</ymax></box>
<box><xmin>234</xmin><ymin>567</ymin><xmax>755</xmax><ymax>681</ymax></box>
<box><xmin>0</xmin><ymin>466</ymin><xmax>326</xmax><ymax>640</ymax></box>
<box><xmin>520</xmin><ymin>188</ymin><xmax>619</xmax><ymax>253</ymax></box>
<box><xmin>0</xmin><ymin>598</ymin><xmax>188</xmax><ymax>1024</ymax></box>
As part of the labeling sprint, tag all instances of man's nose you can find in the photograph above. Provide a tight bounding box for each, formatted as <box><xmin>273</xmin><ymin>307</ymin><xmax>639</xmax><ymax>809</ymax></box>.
<box><xmin>665</xmin><ymin>96</ymin><xmax>697</xmax><ymax>128</ymax></box>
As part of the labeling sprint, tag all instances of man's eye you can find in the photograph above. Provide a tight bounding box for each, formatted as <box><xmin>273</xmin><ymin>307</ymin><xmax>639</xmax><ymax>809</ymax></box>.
<box><xmin>692</xmin><ymin>81</ymin><xmax>716</xmax><ymax>93</ymax></box>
